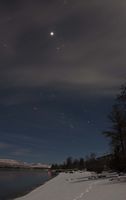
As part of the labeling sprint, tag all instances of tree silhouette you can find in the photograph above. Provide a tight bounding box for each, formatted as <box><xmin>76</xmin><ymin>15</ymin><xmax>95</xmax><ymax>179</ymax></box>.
<box><xmin>103</xmin><ymin>104</ymin><xmax>126</xmax><ymax>155</ymax></box>
<box><xmin>103</xmin><ymin>85</ymin><xmax>126</xmax><ymax>171</ymax></box>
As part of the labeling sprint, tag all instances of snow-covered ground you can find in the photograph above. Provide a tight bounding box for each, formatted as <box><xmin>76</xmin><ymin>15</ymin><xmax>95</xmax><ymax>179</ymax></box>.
<box><xmin>14</xmin><ymin>171</ymin><xmax>126</xmax><ymax>200</ymax></box>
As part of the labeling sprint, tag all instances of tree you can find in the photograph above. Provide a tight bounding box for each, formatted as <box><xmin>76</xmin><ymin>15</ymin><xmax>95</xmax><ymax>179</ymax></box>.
<box><xmin>66</xmin><ymin>157</ymin><xmax>73</xmax><ymax>169</ymax></box>
<box><xmin>117</xmin><ymin>84</ymin><xmax>126</xmax><ymax>154</ymax></box>
<box><xmin>103</xmin><ymin>85</ymin><xmax>126</xmax><ymax>171</ymax></box>
<box><xmin>72</xmin><ymin>158</ymin><xmax>79</xmax><ymax>169</ymax></box>
<box><xmin>79</xmin><ymin>158</ymin><xmax>85</xmax><ymax>170</ymax></box>
<box><xmin>103</xmin><ymin>104</ymin><xmax>126</xmax><ymax>155</ymax></box>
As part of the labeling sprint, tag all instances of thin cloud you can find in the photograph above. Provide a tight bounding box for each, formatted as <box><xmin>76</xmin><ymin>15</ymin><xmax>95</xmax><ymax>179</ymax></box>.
<box><xmin>0</xmin><ymin>142</ymin><xmax>11</xmax><ymax>149</ymax></box>
<box><xmin>10</xmin><ymin>148</ymin><xmax>32</xmax><ymax>156</ymax></box>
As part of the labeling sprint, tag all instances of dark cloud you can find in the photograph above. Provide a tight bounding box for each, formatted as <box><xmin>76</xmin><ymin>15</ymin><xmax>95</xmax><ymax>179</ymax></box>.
<box><xmin>0</xmin><ymin>0</ymin><xmax>125</xmax><ymax>93</ymax></box>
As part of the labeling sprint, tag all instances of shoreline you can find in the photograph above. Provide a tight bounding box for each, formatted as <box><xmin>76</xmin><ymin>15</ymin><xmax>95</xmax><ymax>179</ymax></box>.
<box><xmin>13</xmin><ymin>175</ymin><xmax>55</xmax><ymax>200</ymax></box>
<box><xmin>14</xmin><ymin>173</ymin><xmax>59</xmax><ymax>200</ymax></box>
<box><xmin>14</xmin><ymin>171</ymin><xmax>126</xmax><ymax>200</ymax></box>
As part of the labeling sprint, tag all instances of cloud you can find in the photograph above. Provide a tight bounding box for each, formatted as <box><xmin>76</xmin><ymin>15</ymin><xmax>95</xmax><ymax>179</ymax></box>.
<box><xmin>1</xmin><ymin>64</ymin><xmax>123</xmax><ymax>96</ymax></box>
<box><xmin>10</xmin><ymin>148</ymin><xmax>31</xmax><ymax>156</ymax></box>
<box><xmin>0</xmin><ymin>142</ymin><xmax>11</xmax><ymax>149</ymax></box>
<box><xmin>1</xmin><ymin>0</ymin><xmax>126</xmax><ymax>95</ymax></box>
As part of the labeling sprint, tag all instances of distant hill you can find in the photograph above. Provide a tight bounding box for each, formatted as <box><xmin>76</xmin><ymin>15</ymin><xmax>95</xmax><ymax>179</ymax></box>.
<box><xmin>0</xmin><ymin>159</ymin><xmax>51</xmax><ymax>169</ymax></box>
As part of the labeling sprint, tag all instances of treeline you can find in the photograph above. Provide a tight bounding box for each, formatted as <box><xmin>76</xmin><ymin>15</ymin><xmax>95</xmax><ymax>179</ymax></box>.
<box><xmin>51</xmin><ymin>153</ymin><xmax>111</xmax><ymax>173</ymax></box>
<box><xmin>52</xmin><ymin>83</ymin><xmax>126</xmax><ymax>173</ymax></box>
<box><xmin>103</xmin><ymin>84</ymin><xmax>126</xmax><ymax>172</ymax></box>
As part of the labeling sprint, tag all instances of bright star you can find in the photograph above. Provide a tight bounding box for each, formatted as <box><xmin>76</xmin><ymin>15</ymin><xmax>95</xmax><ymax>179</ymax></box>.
<box><xmin>50</xmin><ymin>32</ymin><xmax>54</xmax><ymax>36</ymax></box>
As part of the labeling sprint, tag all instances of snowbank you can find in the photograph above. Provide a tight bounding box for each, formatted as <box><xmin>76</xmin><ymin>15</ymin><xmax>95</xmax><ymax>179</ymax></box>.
<box><xmin>14</xmin><ymin>171</ymin><xmax>126</xmax><ymax>200</ymax></box>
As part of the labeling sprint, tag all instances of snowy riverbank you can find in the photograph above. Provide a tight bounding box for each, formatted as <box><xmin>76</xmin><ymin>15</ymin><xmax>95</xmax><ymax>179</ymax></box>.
<box><xmin>14</xmin><ymin>171</ymin><xmax>126</xmax><ymax>200</ymax></box>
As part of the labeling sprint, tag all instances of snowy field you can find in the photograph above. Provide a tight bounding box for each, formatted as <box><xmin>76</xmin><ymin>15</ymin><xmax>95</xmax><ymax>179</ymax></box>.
<box><xmin>14</xmin><ymin>171</ymin><xmax>126</xmax><ymax>200</ymax></box>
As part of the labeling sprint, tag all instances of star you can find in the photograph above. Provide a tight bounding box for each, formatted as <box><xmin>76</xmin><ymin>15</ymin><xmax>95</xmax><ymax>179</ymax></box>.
<box><xmin>50</xmin><ymin>32</ymin><xmax>54</xmax><ymax>37</ymax></box>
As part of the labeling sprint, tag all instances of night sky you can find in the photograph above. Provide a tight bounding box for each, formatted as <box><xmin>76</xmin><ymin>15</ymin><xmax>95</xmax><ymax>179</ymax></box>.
<box><xmin>0</xmin><ymin>0</ymin><xmax>126</xmax><ymax>164</ymax></box>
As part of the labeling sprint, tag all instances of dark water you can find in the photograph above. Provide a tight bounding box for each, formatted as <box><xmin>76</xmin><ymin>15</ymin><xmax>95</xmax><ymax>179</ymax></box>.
<box><xmin>0</xmin><ymin>169</ymin><xmax>51</xmax><ymax>200</ymax></box>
